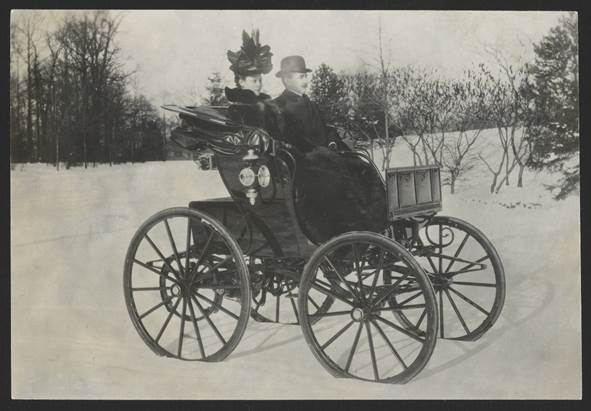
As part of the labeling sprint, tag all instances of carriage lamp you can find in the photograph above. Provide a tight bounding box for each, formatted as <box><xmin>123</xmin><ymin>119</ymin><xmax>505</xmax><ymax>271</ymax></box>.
<box><xmin>239</xmin><ymin>166</ymin><xmax>256</xmax><ymax>187</ymax></box>
<box><xmin>257</xmin><ymin>165</ymin><xmax>271</xmax><ymax>188</ymax></box>
<box><xmin>239</xmin><ymin>148</ymin><xmax>272</xmax><ymax>206</ymax></box>
<box><xmin>239</xmin><ymin>166</ymin><xmax>259</xmax><ymax>205</ymax></box>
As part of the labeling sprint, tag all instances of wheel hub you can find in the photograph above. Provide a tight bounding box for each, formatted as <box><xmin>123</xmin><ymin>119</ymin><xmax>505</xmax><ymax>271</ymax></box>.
<box><xmin>351</xmin><ymin>306</ymin><xmax>373</xmax><ymax>322</ymax></box>
<box><xmin>170</xmin><ymin>284</ymin><xmax>182</xmax><ymax>296</ymax></box>
<box><xmin>431</xmin><ymin>275</ymin><xmax>452</xmax><ymax>290</ymax></box>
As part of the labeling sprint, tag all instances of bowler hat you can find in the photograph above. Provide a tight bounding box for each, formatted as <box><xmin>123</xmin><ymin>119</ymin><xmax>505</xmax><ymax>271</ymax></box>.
<box><xmin>275</xmin><ymin>55</ymin><xmax>312</xmax><ymax>77</ymax></box>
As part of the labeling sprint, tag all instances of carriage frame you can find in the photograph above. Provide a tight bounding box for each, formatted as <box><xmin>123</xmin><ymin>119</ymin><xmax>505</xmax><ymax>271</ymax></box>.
<box><xmin>123</xmin><ymin>104</ymin><xmax>506</xmax><ymax>384</ymax></box>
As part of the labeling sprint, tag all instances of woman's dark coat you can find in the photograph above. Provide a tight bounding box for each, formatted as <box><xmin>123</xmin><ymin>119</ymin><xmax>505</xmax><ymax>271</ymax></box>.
<box><xmin>224</xmin><ymin>87</ymin><xmax>284</xmax><ymax>139</ymax></box>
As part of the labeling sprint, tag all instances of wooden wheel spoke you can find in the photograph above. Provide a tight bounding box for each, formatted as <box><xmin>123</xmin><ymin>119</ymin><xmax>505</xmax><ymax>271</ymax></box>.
<box><xmin>185</xmin><ymin>219</ymin><xmax>192</xmax><ymax>277</ymax></box>
<box><xmin>444</xmin><ymin>288</ymin><xmax>470</xmax><ymax>335</ymax></box>
<box><xmin>324</xmin><ymin>256</ymin><xmax>360</xmax><ymax>302</ymax></box>
<box><xmin>155</xmin><ymin>297</ymin><xmax>182</xmax><ymax>343</ymax></box>
<box><xmin>365</xmin><ymin>322</ymin><xmax>380</xmax><ymax>381</ymax></box>
<box><xmin>132</xmin><ymin>286</ymin><xmax>172</xmax><ymax>292</ymax></box>
<box><xmin>374</xmin><ymin>314</ymin><xmax>426</xmax><ymax>343</ymax></box>
<box><xmin>309</xmin><ymin>310</ymin><xmax>351</xmax><ymax>318</ymax></box>
<box><xmin>415</xmin><ymin>308</ymin><xmax>427</xmax><ymax>329</ymax></box>
<box><xmin>372</xmin><ymin>303</ymin><xmax>426</xmax><ymax>313</ymax></box>
<box><xmin>187</xmin><ymin>296</ymin><xmax>206</xmax><ymax>359</ymax></box>
<box><xmin>370</xmin><ymin>272</ymin><xmax>410</xmax><ymax>308</ymax></box>
<box><xmin>307</xmin><ymin>295</ymin><xmax>321</xmax><ymax>310</ymax></box>
<box><xmin>438</xmin><ymin>289</ymin><xmax>444</xmax><ymax>338</ymax></box>
<box><xmin>448</xmin><ymin>286</ymin><xmax>490</xmax><ymax>316</ymax></box>
<box><xmin>321</xmin><ymin>320</ymin><xmax>354</xmax><ymax>350</ymax></box>
<box><xmin>177</xmin><ymin>298</ymin><xmax>188</xmax><ymax>357</ymax></box>
<box><xmin>194</xmin><ymin>291</ymin><xmax>239</xmax><ymax>320</ymax></box>
<box><xmin>311</xmin><ymin>281</ymin><xmax>355</xmax><ymax>307</ymax></box>
<box><xmin>438</xmin><ymin>224</ymin><xmax>443</xmax><ymax>273</ymax></box>
<box><xmin>447</xmin><ymin>267</ymin><xmax>488</xmax><ymax>277</ymax></box>
<box><xmin>345</xmin><ymin>322</ymin><xmax>364</xmax><ymax>373</ymax></box>
<box><xmin>164</xmin><ymin>218</ymin><xmax>185</xmax><ymax>278</ymax></box>
<box><xmin>192</xmin><ymin>230</ymin><xmax>216</xmax><ymax>280</ymax></box>
<box><xmin>289</xmin><ymin>294</ymin><xmax>300</xmax><ymax>323</ymax></box>
<box><xmin>139</xmin><ymin>294</ymin><xmax>175</xmax><ymax>320</ymax></box>
<box><xmin>371</xmin><ymin>319</ymin><xmax>407</xmax><ymax>370</ymax></box>
<box><xmin>443</xmin><ymin>232</ymin><xmax>470</xmax><ymax>274</ymax></box>
<box><xmin>145</xmin><ymin>234</ymin><xmax>179</xmax><ymax>278</ymax></box>
<box><xmin>454</xmin><ymin>255</ymin><xmax>490</xmax><ymax>273</ymax></box>
<box><xmin>133</xmin><ymin>259</ymin><xmax>179</xmax><ymax>284</ymax></box>
<box><xmin>452</xmin><ymin>280</ymin><xmax>496</xmax><ymax>288</ymax></box>
<box><xmin>191</xmin><ymin>295</ymin><xmax>227</xmax><ymax>345</ymax></box>
<box><xmin>352</xmin><ymin>244</ymin><xmax>365</xmax><ymax>303</ymax></box>
<box><xmin>395</xmin><ymin>290</ymin><xmax>423</xmax><ymax>307</ymax></box>
<box><xmin>368</xmin><ymin>249</ymin><xmax>385</xmax><ymax>299</ymax></box>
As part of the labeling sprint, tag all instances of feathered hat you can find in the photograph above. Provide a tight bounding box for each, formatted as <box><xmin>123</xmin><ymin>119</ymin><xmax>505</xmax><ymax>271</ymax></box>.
<box><xmin>227</xmin><ymin>29</ymin><xmax>273</xmax><ymax>76</ymax></box>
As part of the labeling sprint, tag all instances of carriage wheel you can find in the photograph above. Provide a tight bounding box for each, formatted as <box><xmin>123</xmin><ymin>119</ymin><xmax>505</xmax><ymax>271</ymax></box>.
<box><xmin>124</xmin><ymin>207</ymin><xmax>251</xmax><ymax>361</ymax></box>
<box><xmin>298</xmin><ymin>232</ymin><xmax>438</xmax><ymax>383</ymax></box>
<box><xmin>250</xmin><ymin>271</ymin><xmax>334</xmax><ymax>325</ymax></box>
<box><xmin>396</xmin><ymin>216</ymin><xmax>505</xmax><ymax>341</ymax></box>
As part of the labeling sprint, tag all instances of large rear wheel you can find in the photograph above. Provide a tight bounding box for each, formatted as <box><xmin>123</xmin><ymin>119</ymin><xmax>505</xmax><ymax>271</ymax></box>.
<box><xmin>124</xmin><ymin>207</ymin><xmax>251</xmax><ymax>361</ymax></box>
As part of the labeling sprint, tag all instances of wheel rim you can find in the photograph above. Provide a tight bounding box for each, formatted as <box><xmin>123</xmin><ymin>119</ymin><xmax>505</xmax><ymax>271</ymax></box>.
<box><xmin>299</xmin><ymin>232</ymin><xmax>437</xmax><ymax>383</ymax></box>
<box><xmin>124</xmin><ymin>208</ymin><xmax>250</xmax><ymax>361</ymax></box>
<box><xmin>404</xmin><ymin>216</ymin><xmax>505</xmax><ymax>341</ymax></box>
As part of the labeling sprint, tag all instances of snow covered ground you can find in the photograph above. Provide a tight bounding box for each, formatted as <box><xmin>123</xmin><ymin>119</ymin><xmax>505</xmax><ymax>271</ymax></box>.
<box><xmin>11</xmin><ymin>146</ymin><xmax>581</xmax><ymax>399</ymax></box>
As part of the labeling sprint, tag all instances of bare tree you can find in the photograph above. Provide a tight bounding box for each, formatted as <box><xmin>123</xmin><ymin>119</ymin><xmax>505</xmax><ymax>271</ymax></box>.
<box><xmin>440</xmin><ymin>76</ymin><xmax>484</xmax><ymax>194</ymax></box>
<box><xmin>343</xmin><ymin>18</ymin><xmax>411</xmax><ymax>172</ymax></box>
<box><xmin>476</xmin><ymin>64</ymin><xmax>527</xmax><ymax>193</ymax></box>
<box><xmin>479</xmin><ymin>46</ymin><xmax>531</xmax><ymax>190</ymax></box>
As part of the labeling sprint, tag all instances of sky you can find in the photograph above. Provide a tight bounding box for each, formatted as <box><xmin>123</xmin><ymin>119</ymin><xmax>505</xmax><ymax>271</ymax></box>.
<box><xmin>14</xmin><ymin>10</ymin><xmax>569</xmax><ymax>105</ymax></box>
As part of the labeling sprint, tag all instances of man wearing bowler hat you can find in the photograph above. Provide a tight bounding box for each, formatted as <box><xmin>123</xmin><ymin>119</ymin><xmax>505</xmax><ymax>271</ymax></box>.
<box><xmin>273</xmin><ymin>55</ymin><xmax>338</xmax><ymax>153</ymax></box>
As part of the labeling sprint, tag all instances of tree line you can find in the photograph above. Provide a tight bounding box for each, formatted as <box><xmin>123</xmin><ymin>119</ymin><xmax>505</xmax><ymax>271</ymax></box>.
<box><xmin>309</xmin><ymin>13</ymin><xmax>579</xmax><ymax>199</ymax></box>
<box><xmin>11</xmin><ymin>11</ymin><xmax>578</xmax><ymax>199</ymax></box>
<box><xmin>10</xmin><ymin>11</ymin><xmax>167</xmax><ymax>168</ymax></box>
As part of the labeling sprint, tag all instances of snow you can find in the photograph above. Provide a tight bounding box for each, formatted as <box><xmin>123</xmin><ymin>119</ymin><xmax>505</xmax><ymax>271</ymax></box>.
<box><xmin>11</xmin><ymin>149</ymin><xmax>581</xmax><ymax>399</ymax></box>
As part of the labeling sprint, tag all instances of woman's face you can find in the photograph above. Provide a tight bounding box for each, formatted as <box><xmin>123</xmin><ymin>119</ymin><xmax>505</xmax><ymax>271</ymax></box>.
<box><xmin>238</xmin><ymin>74</ymin><xmax>263</xmax><ymax>95</ymax></box>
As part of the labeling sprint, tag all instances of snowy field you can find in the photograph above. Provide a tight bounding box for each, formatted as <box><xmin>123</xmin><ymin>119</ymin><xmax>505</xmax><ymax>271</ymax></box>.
<box><xmin>11</xmin><ymin>137</ymin><xmax>581</xmax><ymax>399</ymax></box>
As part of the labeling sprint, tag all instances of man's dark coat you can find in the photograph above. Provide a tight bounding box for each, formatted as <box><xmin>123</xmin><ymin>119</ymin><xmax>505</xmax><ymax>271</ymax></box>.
<box><xmin>273</xmin><ymin>89</ymin><xmax>335</xmax><ymax>153</ymax></box>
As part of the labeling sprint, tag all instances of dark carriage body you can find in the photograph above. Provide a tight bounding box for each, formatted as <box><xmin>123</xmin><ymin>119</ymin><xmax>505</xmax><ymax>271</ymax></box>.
<box><xmin>164</xmin><ymin>104</ymin><xmax>391</xmax><ymax>259</ymax></box>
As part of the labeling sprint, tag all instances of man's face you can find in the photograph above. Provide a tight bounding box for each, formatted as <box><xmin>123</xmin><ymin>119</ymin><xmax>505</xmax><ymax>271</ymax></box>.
<box><xmin>282</xmin><ymin>72</ymin><xmax>308</xmax><ymax>95</ymax></box>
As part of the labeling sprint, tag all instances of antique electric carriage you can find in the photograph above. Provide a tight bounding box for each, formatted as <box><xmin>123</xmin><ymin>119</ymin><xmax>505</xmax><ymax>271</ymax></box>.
<box><xmin>124</xmin><ymin>105</ymin><xmax>506</xmax><ymax>384</ymax></box>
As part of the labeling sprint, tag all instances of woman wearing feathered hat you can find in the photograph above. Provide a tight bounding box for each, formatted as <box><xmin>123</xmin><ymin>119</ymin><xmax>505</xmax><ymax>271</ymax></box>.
<box><xmin>224</xmin><ymin>29</ymin><xmax>283</xmax><ymax>138</ymax></box>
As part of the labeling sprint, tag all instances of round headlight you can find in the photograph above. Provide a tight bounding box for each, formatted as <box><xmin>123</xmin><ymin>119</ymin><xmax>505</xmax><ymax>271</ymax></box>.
<box><xmin>239</xmin><ymin>167</ymin><xmax>256</xmax><ymax>187</ymax></box>
<box><xmin>257</xmin><ymin>165</ymin><xmax>271</xmax><ymax>188</ymax></box>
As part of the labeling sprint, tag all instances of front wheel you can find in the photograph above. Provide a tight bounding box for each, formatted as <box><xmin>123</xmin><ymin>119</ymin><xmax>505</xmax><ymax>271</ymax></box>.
<box><xmin>298</xmin><ymin>232</ymin><xmax>438</xmax><ymax>384</ymax></box>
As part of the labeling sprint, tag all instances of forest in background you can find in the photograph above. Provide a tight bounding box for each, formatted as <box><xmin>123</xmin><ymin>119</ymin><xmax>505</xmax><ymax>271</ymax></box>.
<box><xmin>10</xmin><ymin>11</ymin><xmax>579</xmax><ymax>199</ymax></box>
<box><xmin>9</xmin><ymin>11</ymin><xmax>176</xmax><ymax>168</ymax></box>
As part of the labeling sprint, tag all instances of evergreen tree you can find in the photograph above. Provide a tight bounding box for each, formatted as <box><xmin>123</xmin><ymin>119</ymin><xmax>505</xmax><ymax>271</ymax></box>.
<box><xmin>524</xmin><ymin>12</ymin><xmax>579</xmax><ymax>199</ymax></box>
<box><xmin>203</xmin><ymin>72</ymin><xmax>228</xmax><ymax>106</ymax></box>
<box><xmin>309</xmin><ymin>63</ymin><xmax>347</xmax><ymax>123</ymax></box>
